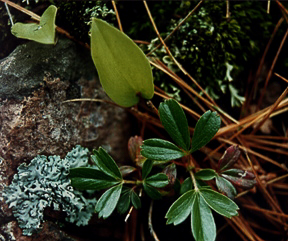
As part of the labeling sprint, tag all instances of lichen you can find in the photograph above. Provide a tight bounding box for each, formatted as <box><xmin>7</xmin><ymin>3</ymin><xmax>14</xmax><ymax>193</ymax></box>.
<box><xmin>2</xmin><ymin>145</ymin><xmax>97</xmax><ymax>236</ymax></box>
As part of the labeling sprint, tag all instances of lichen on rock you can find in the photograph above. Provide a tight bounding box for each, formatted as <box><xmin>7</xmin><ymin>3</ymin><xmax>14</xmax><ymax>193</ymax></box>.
<box><xmin>2</xmin><ymin>145</ymin><xmax>97</xmax><ymax>236</ymax></box>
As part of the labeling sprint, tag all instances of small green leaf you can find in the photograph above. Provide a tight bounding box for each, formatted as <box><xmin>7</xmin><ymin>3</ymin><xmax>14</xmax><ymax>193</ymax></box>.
<box><xmin>142</xmin><ymin>159</ymin><xmax>153</xmax><ymax>179</ymax></box>
<box><xmin>200</xmin><ymin>188</ymin><xmax>239</xmax><ymax>218</ymax></box>
<box><xmin>195</xmin><ymin>169</ymin><xmax>217</xmax><ymax>181</ymax></box>
<box><xmin>92</xmin><ymin>147</ymin><xmax>122</xmax><ymax>180</ymax></box>
<box><xmin>95</xmin><ymin>184</ymin><xmax>122</xmax><ymax>219</ymax></box>
<box><xmin>131</xmin><ymin>191</ymin><xmax>141</xmax><ymax>209</ymax></box>
<box><xmin>70</xmin><ymin>167</ymin><xmax>119</xmax><ymax>190</ymax></box>
<box><xmin>11</xmin><ymin>5</ymin><xmax>57</xmax><ymax>44</ymax></box>
<box><xmin>117</xmin><ymin>191</ymin><xmax>131</xmax><ymax>214</ymax></box>
<box><xmin>91</xmin><ymin>18</ymin><xmax>154</xmax><ymax>107</ymax></box>
<box><xmin>191</xmin><ymin>193</ymin><xmax>216</xmax><ymax>241</ymax></box>
<box><xmin>143</xmin><ymin>183</ymin><xmax>162</xmax><ymax>200</ymax></box>
<box><xmin>141</xmin><ymin>139</ymin><xmax>186</xmax><ymax>161</ymax></box>
<box><xmin>165</xmin><ymin>190</ymin><xmax>195</xmax><ymax>225</ymax></box>
<box><xmin>180</xmin><ymin>177</ymin><xmax>193</xmax><ymax>195</ymax></box>
<box><xmin>146</xmin><ymin>173</ymin><xmax>169</xmax><ymax>188</ymax></box>
<box><xmin>159</xmin><ymin>99</ymin><xmax>190</xmax><ymax>150</ymax></box>
<box><xmin>191</xmin><ymin>111</ymin><xmax>221</xmax><ymax>153</ymax></box>
<box><xmin>216</xmin><ymin>176</ymin><xmax>237</xmax><ymax>199</ymax></box>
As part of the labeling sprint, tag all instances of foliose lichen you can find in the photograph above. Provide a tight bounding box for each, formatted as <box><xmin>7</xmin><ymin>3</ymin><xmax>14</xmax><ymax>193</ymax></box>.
<box><xmin>2</xmin><ymin>145</ymin><xmax>97</xmax><ymax>236</ymax></box>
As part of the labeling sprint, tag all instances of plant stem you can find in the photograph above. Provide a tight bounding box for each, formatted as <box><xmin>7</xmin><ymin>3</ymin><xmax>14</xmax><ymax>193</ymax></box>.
<box><xmin>188</xmin><ymin>155</ymin><xmax>198</xmax><ymax>191</ymax></box>
<box><xmin>123</xmin><ymin>180</ymin><xmax>138</xmax><ymax>185</ymax></box>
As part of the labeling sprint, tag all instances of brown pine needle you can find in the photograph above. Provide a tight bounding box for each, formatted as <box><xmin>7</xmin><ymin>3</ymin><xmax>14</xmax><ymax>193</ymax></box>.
<box><xmin>242</xmin><ymin>205</ymin><xmax>288</xmax><ymax>219</ymax></box>
<box><xmin>111</xmin><ymin>0</ymin><xmax>123</xmax><ymax>32</ymax></box>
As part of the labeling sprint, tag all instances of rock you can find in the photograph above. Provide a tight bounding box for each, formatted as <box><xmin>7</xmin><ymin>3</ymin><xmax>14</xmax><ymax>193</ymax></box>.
<box><xmin>0</xmin><ymin>38</ymin><xmax>131</xmax><ymax>240</ymax></box>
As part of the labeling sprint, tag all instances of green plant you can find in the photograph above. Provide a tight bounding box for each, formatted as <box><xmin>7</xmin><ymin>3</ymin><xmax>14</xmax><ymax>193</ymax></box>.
<box><xmin>6</xmin><ymin>6</ymin><xmax>257</xmax><ymax>240</ymax></box>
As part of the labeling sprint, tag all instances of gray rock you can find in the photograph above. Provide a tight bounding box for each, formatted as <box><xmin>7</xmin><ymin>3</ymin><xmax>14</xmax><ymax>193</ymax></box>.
<box><xmin>0</xmin><ymin>38</ymin><xmax>131</xmax><ymax>240</ymax></box>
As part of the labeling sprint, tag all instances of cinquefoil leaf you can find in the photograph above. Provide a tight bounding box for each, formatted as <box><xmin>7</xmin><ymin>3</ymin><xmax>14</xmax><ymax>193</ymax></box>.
<box><xmin>91</xmin><ymin>18</ymin><xmax>154</xmax><ymax>107</ymax></box>
<box><xmin>200</xmin><ymin>188</ymin><xmax>239</xmax><ymax>218</ymax></box>
<box><xmin>141</xmin><ymin>139</ymin><xmax>186</xmax><ymax>161</ymax></box>
<box><xmin>95</xmin><ymin>184</ymin><xmax>122</xmax><ymax>219</ymax></box>
<box><xmin>146</xmin><ymin>173</ymin><xmax>169</xmax><ymax>188</ymax></box>
<box><xmin>70</xmin><ymin>167</ymin><xmax>119</xmax><ymax>190</ymax></box>
<box><xmin>191</xmin><ymin>193</ymin><xmax>216</xmax><ymax>241</ymax></box>
<box><xmin>159</xmin><ymin>99</ymin><xmax>190</xmax><ymax>150</ymax></box>
<box><xmin>165</xmin><ymin>190</ymin><xmax>195</xmax><ymax>225</ymax></box>
<box><xmin>191</xmin><ymin>111</ymin><xmax>221</xmax><ymax>153</ymax></box>
<box><xmin>92</xmin><ymin>147</ymin><xmax>122</xmax><ymax>180</ymax></box>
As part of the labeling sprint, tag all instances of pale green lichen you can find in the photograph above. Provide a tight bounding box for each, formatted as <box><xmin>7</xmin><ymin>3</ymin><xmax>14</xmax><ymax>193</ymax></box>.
<box><xmin>2</xmin><ymin>145</ymin><xmax>96</xmax><ymax>236</ymax></box>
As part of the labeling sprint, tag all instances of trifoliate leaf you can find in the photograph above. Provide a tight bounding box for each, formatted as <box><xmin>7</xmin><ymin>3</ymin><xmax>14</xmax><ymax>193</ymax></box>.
<box><xmin>191</xmin><ymin>111</ymin><xmax>221</xmax><ymax>153</ymax></box>
<box><xmin>141</xmin><ymin>139</ymin><xmax>186</xmax><ymax>161</ymax></box>
<box><xmin>143</xmin><ymin>183</ymin><xmax>162</xmax><ymax>200</ymax></box>
<box><xmin>92</xmin><ymin>147</ymin><xmax>122</xmax><ymax>180</ymax></box>
<box><xmin>70</xmin><ymin>167</ymin><xmax>120</xmax><ymax>190</ymax></box>
<box><xmin>191</xmin><ymin>193</ymin><xmax>216</xmax><ymax>241</ymax></box>
<box><xmin>195</xmin><ymin>169</ymin><xmax>217</xmax><ymax>181</ymax></box>
<box><xmin>142</xmin><ymin>159</ymin><xmax>153</xmax><ymax>179</ymax></box>
<box><xmin>146</xmin><ymin>173</ymin><xmax>169</xmax><ymax>188</ymax></box>
<box><xmin>95</xmin><ymin>184</ymin><xmax>122</xmax><ymax>219</ymax></box>
<box><xmin>200</xmin><ymin>188</ymin><xmax>239</xmax><ymax>218</ymax></box>
<box><xmin>165</xmin><ymin>190</ymin><xmax>195</xmax><ymax>225</ymax></box>
<box><xmin>159</xmin><ymin>99</ymin><xmax>190</xmax><ymax>150</ymax></box>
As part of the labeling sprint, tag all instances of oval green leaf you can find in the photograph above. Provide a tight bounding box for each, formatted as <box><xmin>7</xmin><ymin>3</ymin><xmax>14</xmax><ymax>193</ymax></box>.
<box><xmin>191</xmin><ymin>193</ymin><xmax>216</xmax><ymax>241</ymax></box>
<box><xmin>91</xmin><ymin>18</ymin><xmax>154</xmax><ymax>107</ymax></box>
<box><xmin>11</xmin><ymin>5</ymin><xmax>57</xmax><ymax>44</ymax></box>
<box><xmin>141</xmin><ymin>138</ymin><xmax>186</xmax><ymax>161</ymax></box>
<box><xmin>95</xmin><ymin>184</ymin><xmax>122</xmax><ymax>219</ymax></box>
<box><xmin>191</xmin><ymin>111</ymin><xmax>221</xmax><ymax>153</ymax></box>
<box><xmin>159</xmin><ymin>99</ymin><xmax>190</xmax><ymax>150</ymax></box>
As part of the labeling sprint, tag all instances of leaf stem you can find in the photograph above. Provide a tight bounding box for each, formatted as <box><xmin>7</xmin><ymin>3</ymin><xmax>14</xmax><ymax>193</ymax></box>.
<box><xmin>188</xmin><ymin>155</ymin><xmax>198</xmax><ymax>191</ymax></box>
<box><xmin>123</xmin><ymin>180</ymin><xmax>138</xmax><ymax>185</ymax></box>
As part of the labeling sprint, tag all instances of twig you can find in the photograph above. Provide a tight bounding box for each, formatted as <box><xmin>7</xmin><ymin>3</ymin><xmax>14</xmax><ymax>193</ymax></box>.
<box><xmin>267</xmin><ymin>0</ymin><xmax>271</xmax><ymax>14</ymax></box>
<box><xmin>226</xmin><ymin>0</ymin><xmax>230</xmax><ymax>18</ymax></box>
<box><xmin>257</xmin><ymin>29</ymin><xmax>288</xmax><ymax>110</ymax></box>
<box><xmin>252</xmin><ymin>87</ymin><xmax>288</xmax><ymax>134</ymax></box>
<box><xmin>4</xmin><ymin>2</ymin><xmax>14</xmax><ymax>25</ymax></box>
<box><xmin>111</xmin><ymin>0</ymin><xmax>123</xmax><ymax>32</ymax></box>
<box><xmin>148</xmin><ymin>200</ymin><xmax>160</xmax><ymax>241</ymax></box>
<box><xmin>143</xmin><ymin>1</ymin><xmax>216</xmax><ymax>107</ymax></box>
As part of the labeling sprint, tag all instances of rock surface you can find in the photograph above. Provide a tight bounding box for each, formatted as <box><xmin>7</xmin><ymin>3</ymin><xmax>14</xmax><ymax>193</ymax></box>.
<box><xmin>0</xmin><ymin>38</ymin><xmax>131</xmax><ymax>240</ymax></box>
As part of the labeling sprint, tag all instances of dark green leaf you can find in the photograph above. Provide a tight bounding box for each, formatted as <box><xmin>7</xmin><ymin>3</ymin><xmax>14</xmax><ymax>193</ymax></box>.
<box><xmin>191</xmin><ymin>193</ymin><xmax>216</xmax><ymax>241</ymax></box>
<box><xmin>141</xmin><ymin>139</ymin><xmax>186</xmax><ymax>161</ymax></box>
<box><xmin>11</xmin><ymin>5</ymin><xmax>57</xmax><ymax>44</ymax></box>
<box><xmin>191</xmin><ymin>111</ymin><xmax>221</xmax><ymax>153</ymax></box>
<box><xmin>159</xmin><ymin>99</ymin><xmax>190</xmax><ymax>150</ymax></box>
<box><xmin>91</xmin><ymin>18</ymin><xmax>154</xmax><ymax>107</ymax></box>
<box><xmin>146</xmin><ymin>173</ymin><xmax>169</xmax><ymax>188</ymax></box>
<box><xmin>117</xmin><ymin>191</ymin><xmax>131</xmax><ymax>214</ymax></box>
<box><xmin>216</xmin><ymin>176</ymin><xmax>237</xmax><ymax>199</ymax></box>
<box><xmin>195</xmin><ymin>169</ymin><xmax>217</xmax><ymax>181</ymax></box>
<box><xmin>92</xmin><ymin>147</ymin><xmax>122</xmax><ymax>180</ymax></box>
<box><xmin>95</xmin><ymin>184</ymin><xmax>122</xmax><ymax>219</ymax></box>
<box><xmin>143</xmin><ymin>183</ymin><xmax>162</xmax><ymax>200</ymax></box>
<box><xmin>131</xmin><ymin>191</ymin><xmax>141</xmax><ymax>209</ymax></box>
<box><xmin>70</xmin><ymin>167</ymin><xmax>119</xmax><ymax>190</ymax></box>
<box><xmin>200</xmin><ymin>188</ymin><xmax>239</xmax><ymax>218</ymax></box>
<box><xmin>165</xmin><ymin>190</ymin><xmax>195</xmax><ymax>225</ymax></box>
<box><xmin>218</xmin><ymin>145</ymin><xmax>241</xmax><ymax>171</ymax></box>
<box><xmin>142</xmin><ymin>159</ymin><xmax>153</xmax><ymax>179</ymax></box>
<box><xmin>180</xmin><ymin>177</ymin><xmax>193</xmax><ymax>195</ymax></box>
